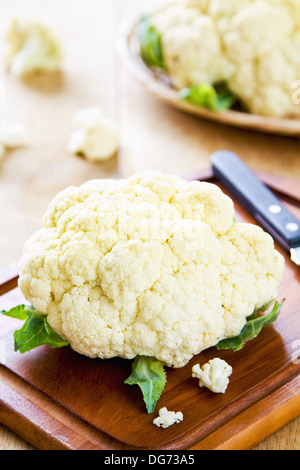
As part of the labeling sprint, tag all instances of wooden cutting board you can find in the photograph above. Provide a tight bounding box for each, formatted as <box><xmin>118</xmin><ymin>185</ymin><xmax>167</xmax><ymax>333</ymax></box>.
<box><xmin>0</xmin><ymin>170</ymin><xmax>299</xmax><ymax>451</ymax></box>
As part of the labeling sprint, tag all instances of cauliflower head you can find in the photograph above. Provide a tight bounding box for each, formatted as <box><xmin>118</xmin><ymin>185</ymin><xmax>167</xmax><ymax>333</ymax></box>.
<box><xmin>6</xmin><ymin>19</ymin><xmax>61</xmax><ymax>77</ymax></box>
<box><xmin>150</xmin><ymin>0</ymin><xmax>300</xmax><ymax>117</ymax></box>
<box><xmin>18</xmin><ymin>171</ymin><xmax>284</xmax><ymax>368</ymax></box>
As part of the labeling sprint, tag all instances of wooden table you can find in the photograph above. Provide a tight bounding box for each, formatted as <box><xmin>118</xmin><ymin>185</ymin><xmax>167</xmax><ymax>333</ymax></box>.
<box><xmin>0</xmin><ymin>0</ymin><xmax>299</xmax><ymax>450</ymax></box>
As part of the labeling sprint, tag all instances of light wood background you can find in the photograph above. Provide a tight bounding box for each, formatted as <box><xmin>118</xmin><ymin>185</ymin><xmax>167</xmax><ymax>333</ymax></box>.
<box><xmin>0</xmin><ymin>0</ymin><xmax>299</xmax><ymax>450</ymax></box>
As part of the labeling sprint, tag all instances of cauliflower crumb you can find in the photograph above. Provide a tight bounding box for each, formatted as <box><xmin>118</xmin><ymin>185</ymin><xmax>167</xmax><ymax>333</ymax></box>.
<box><xmin>5</xmin><ymin>19</ymin><xmax>61</xmax><ymax>77</ymax></box>
<box><xmin>192</xmin><ymin>358</ymin><xmax>232</xmax><ymax>393</ymax></box>
<box><xmin>67</xmin><ymin>107</ymin><xmax>119</xmax><ymax>162</ymax></box>
<box><xmin>153</xmin><ymin>407</ymin><xmax>183</xmax><ymax>428</ymax></box>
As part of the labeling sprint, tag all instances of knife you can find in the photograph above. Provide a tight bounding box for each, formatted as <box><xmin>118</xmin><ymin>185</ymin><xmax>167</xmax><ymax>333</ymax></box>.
<box><xmin>210</xmin><ymin>150</ymin><xmax>300</xmax><ymax>266</ymax></box>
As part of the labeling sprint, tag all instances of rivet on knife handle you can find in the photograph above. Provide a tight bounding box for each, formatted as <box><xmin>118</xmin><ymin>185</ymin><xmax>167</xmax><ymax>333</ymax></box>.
<box><xmin>210</xmin><ymin>150</ymin><xmax>300</xmax><ymax>265</ymax></box>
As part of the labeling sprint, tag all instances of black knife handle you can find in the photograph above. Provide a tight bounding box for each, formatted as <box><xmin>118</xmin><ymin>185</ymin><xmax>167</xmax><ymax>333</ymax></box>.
<box><xmin>210</xmin><ymin>150</ymin><xmax>300</xmax><ymax>251</ymax></box>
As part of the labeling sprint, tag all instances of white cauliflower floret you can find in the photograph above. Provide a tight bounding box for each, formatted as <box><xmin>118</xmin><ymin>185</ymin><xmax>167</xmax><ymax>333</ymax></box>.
<box><xmin>5</xmin><ymin>19</ymin><xmax>61</xmax><ymax>77</ymax></box>
<box><xmin>18</xmin><ymin>171</ymin><xmax>284</xmax><ymax>368</ymax></box>
<box><xmin>153</xmin><ymin>407</ymin><xmax>183</xmax><ymax>428</ymax></box>
<box><xmin>151</xmin><ymin>0</ymin><xmax>300</xmax><ymax>117</ymax></box>
<box><xmin>67</xmin><ymin>107</ymin><xmax>119</xmax><ymax>162</ymax></box>
<box><xmin>0</xmin><ymin>123</ymin><xmax>26</xmax><ymax>160</ymax></box>
<box><xmin>192</xmin><ymin>358</ymin><xmax>232</xmax><ymax>393</ymax></box>
<box><xmin>0</xmin><ymin>123</ymin><xmax>26</xmax><ymax>148</ymax></box>
<box><xmin>218</xmin><ymin>222</ymin><xmax>284</xmax><ymax>338</ymax></box>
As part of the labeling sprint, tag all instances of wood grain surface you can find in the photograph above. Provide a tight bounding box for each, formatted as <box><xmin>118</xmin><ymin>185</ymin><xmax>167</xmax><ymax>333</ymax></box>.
<box><xmin>0</xmin><ymin>0</ymin><xmax>300</xmax><ymax>450</ymax></box>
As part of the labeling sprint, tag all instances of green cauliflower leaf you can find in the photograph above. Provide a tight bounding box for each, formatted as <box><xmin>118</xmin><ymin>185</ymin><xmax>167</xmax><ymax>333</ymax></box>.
<box><xmin>138</xmin><ymin>15</ymin><xmax>166</xmax><ymax>70</ymax></box>
<box><xmin>1</xmin><ymin>304</ymin><xmax>69</xmax><ymax>353</ymax></box>
<box><xmin>125</xmin><ymin>355</ymin><xmax>166</xmax><ymax>414</ymax></box>
<box><xmin>179</xmin><ymin>82</ymin><xmax>236</xmax><ymax>111</ymax></box>
<box><xmin>216</xmin><ymin>300</ymin><xmax>285</xmax><ymax>352</ymax></box>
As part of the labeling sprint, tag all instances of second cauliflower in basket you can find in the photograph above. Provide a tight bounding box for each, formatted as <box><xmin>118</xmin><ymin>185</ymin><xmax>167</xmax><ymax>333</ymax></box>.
<box><xmin>140</xmin><ymin>0</ymin><xmax>300</xmax><ymax>118</ymax></box>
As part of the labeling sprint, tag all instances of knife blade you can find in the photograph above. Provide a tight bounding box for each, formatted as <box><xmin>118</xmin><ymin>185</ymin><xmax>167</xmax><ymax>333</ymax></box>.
<box><xmin>210</xmin><ymin>150</ymin><xmax>300</xmax><ymax>266</ymax></box>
